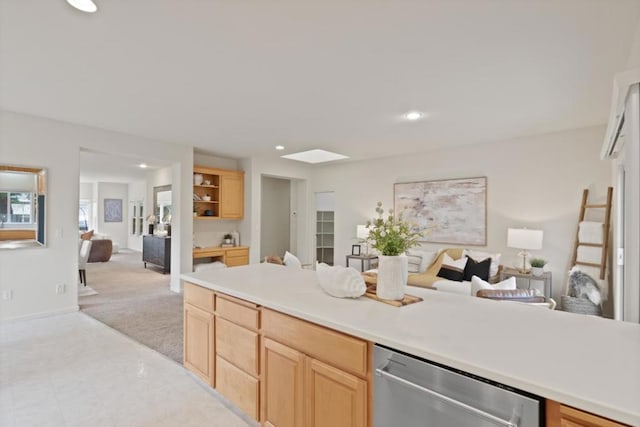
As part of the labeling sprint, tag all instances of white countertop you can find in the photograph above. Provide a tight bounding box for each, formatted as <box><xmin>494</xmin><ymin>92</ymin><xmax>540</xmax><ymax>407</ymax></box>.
<box><xmin>182</xmin><ymin>263</ymin><xmax>640</xmax><ymax>426</ymax></box>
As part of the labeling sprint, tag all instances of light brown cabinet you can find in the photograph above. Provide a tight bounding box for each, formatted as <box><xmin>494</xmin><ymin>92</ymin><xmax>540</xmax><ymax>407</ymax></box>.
<box><xmin>184</xmin><ymin>283</ymin><xmax>215</xmax><ymax>386</ymax></box>
<box><xmin>193</xmin><ymin>166</ymin><xmax>244</xmax><ymax>220</ymax></box>
<box><xmin>306</xmin><ymin>358</ymin><xmax>367</xmax><ymax>427</ymax></box>
<box><xmin>193</xmin><ymin>246</ymin><xmax>249</xmax><ymax>267</ymax></box>
<box><xmin>261</xmin><ymin>308</ymin><xmax>370</xmax><ymax>427</ymax></box>
<box><xmin>546</xmin><ymin>400</ymin><xmax>629</xmax><ymax>427</ymax></box>
<box><xmin>214</xmin><ymin>294</ymin><xmax>261</xmax><ymax>422</ymax></box>
<box><xmin>262</xmin><ymin>338</ymin><xmax>305</xmax><ymax>427</ymax></box>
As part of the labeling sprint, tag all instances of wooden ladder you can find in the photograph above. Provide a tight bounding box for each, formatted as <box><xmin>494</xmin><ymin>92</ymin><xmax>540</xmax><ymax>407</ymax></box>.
<box><xmin>570</xmin><ymin>187</ymin><xmax>613</xmax><ymax>280</ymax></box>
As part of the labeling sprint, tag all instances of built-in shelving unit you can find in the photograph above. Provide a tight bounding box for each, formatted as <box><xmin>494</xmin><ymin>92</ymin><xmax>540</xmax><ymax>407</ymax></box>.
<box><xmin>193</xmin><ymin>166</ymin><xmax>244</xmax><ymax>220</ymax></box>
<box><xmin>316</xmin><ymin>210</ymin><xmax>334</xmax><ymax>265</ymax></box>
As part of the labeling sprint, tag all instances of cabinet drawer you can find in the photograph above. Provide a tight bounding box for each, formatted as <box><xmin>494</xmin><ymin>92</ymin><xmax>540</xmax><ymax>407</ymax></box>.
<box><xmin>216</xmin><ymin>317</ymin><xmax>259</xmax><ymax>376</ymax></box>
<box><xmin>184</xmin><ymin>282</ymin><xmax>215</xmax><ymax>313</ymax></box>
<box><xmin>216</xmin><ymin>294</ymin><xmax>260</xmax><ymax>330</ymax></box>
<box><xmin>216</xmin><ymin>355</ymin><xmax>259</xmax><ymax>421</ymax></box>
<box><xmin>226</xmin><ymin>255</ymin><xmax>248</xmax><ymax>267</ymax></box>
<box><xmin>262</xmin><ymin>309</ymin><xmax>368</xmax><ymax>378</ymax></box>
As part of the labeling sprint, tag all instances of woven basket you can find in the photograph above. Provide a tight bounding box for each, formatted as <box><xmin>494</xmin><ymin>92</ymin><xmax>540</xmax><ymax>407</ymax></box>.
<box><xmin>561</xmin><ymin>295</ymin><xmax>602</xmax><ymax>316</ymax></box>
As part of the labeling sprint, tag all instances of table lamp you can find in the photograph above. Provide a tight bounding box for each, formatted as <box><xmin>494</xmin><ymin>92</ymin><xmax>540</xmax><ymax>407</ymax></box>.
<box><xmin>357</xmin><ymin>225</ymin><xmax>370</xmax><ymax>255</ymax></box>
<box><xmin>507</xmin><ymin>228</ymin><xmax>543</xmax><ymax>273</ymax></box>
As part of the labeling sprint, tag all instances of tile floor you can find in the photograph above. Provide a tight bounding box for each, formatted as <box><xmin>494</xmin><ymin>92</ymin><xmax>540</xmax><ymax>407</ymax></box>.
<box><xmin>0</xmin><ymin>312</ymin><xmax>253</xmax><ymax>427</ymax></box>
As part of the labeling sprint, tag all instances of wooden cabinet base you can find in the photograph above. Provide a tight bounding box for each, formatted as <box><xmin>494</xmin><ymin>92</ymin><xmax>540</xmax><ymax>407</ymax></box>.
<box><xmin>546</xmin><ymin>400</ymin><xmax>629</xmax><ymax>427</ymax></box>
<box><xmin>183</xmin><ymin>303</ymin><xmax>214</xmax><ymax>386</ymax></box>
<box><xmin>216</xmin><ymin>356</ymin><xmax>259</xmax><ymax>421</ymax></box>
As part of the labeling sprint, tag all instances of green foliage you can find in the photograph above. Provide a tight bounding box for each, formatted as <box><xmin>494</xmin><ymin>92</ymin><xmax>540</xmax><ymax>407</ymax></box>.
<box><xmin>530</xmin><ymin>257</ymin><xmax>546</xmax><ymax>268</ymax></box>
<box><xmin>224</xmin><ymin>233</ymin><xmax>233</xmax><ymax>240</ymax></box>
<box><xmin>365</xmin><ymin>202</ymin><xmax>422</xmax><ymax>256</ymax></box>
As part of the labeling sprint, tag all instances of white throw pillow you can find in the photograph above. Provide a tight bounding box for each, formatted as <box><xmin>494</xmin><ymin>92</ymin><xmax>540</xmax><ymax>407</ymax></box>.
<box><xmin>316</xmin><ymin>263</ymin><xmax>366</xmax><ymax>298</ymax></box>
<box><xmin>470</xmin><ymin>276</ymin><xmax>516</xmax><ymax>297</ymax></box>
<box><xmin>463</xmin><ymin>249</ymin><xmax>501</xmax><ymax>277</ymax></box>
<box><xmin>406</xmin><ymin>249</ymin><xmax>438</xmax><ymax>273</ymax></box>
<box><xmin>283</xmin><ymin>251</ymin><xmax>302</xmax><ymax>269</ymax></box>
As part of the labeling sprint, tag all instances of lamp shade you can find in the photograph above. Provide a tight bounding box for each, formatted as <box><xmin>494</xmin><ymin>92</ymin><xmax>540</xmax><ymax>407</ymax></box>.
<box><xmin>356</xmin><ymin>225</ymin><xmax>369</xmax><ymax>240</ymax></box>
<box><xmin>146</xmin><ymin>214</ymin><xmax>157</xmax><ymax>223</ymax></box>
<box><xmin>507</xmin><ymin>228</ymin><xmax>543</xmax><ymax>250</ymax></box>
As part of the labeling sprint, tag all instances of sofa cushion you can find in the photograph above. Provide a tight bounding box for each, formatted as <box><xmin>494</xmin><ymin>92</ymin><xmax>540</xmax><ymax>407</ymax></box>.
<box><xmin>463</xmin><ymin>256</ymin><xmax>491</xmax><ymax>281</ymax></box>
<box><xmin>437</xmin><ymin>253</ymin><xmax>467</xmax><ymax>281</ymax></box>
<box><xmin>470</xmin><ymin>275</ymin><xmax>516</xmax><ymax>297</ymax></box>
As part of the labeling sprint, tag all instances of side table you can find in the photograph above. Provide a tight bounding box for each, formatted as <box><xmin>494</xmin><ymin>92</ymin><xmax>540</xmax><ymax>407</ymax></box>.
<box><xmin>346</xmin><ymin>254</ymin><xmax>378</xmax><ymax>272</ymax></box>
<box><xmin>500</xmin><ymin>267</ymin><xmax>552</xmax><ymax>298</ymax></box>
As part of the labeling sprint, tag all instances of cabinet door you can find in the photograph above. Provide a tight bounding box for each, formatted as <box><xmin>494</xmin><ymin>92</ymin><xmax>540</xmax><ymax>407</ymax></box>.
<box><xmin>184</xmin><ymin>303</ymin><xmax>214</xmax><ymax>386</ymax></box>
<box><xmin>306</xmin><ymin>358</ymin><xmax>367</xmax><ymax>427</ymax></box>
<box><xmin>262</xmin><ymin>338</ymin><xmax>305</xmax><ymax>427</ymax></box>
<box><xmin>220</xmin><ymin>172</ymin><xmax>244</xmax><ymax>219</ymax></box>
<box><xmin>546</xmin><ymin>401</ymin><xmax>629</xmax><ymax>427</ymax></box>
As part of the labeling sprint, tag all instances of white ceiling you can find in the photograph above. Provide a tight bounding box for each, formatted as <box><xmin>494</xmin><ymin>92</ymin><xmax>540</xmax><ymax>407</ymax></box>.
<box><xmin>79</xmin><ymin>149</ymin><xmax>162</xmax><ymax>183</ymax></box>
<box><xmin>2</xmin><ymin>0</ymin><xmax>640</xmax><ymax>162</ymax></box>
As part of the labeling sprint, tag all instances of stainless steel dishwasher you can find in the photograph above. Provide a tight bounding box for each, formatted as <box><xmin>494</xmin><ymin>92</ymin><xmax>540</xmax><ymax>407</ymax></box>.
<box><xmin>374</xmin><ymin>345</ymin><xmax>542</xmax><ymax>427</ymax></box>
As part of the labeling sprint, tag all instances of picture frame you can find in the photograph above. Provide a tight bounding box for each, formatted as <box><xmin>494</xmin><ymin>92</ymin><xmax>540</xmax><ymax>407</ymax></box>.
<box><xmin>394</xmin><ymin>176</ymin><xmax>487</xmax><ymax>246</ymax></box>
<box><xmin>104</xmin><ymin>198</ymin><xmax>123</xmax><ymax>223</ymax></box>
<box><xmin>351</xmin><ymin>244</ymin><xmax>361</xmax><ymax>256</ymax></box>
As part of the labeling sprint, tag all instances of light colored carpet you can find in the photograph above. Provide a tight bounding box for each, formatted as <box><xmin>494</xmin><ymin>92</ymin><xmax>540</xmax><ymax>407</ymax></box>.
<box><xmin>77</xmin><ymin>285</ymin><xmax>98</xmax><ymax>297</ymax></box>
<box><xmin>79</xmin><ymin>249</ymin><xmax>183</xmax><ymax>364</ymax></box>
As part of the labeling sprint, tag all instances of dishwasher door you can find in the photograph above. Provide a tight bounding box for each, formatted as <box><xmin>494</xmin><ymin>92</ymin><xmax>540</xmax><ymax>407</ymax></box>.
<box><xmin>374</xmin><ymin>345</ymin><xmax>541</xmax><ymax>427</ymax></box>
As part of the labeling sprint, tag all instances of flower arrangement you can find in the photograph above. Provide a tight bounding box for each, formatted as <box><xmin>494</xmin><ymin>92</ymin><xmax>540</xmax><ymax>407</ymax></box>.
<box><xmin>366</xmin><ymin>202</ymin><xmax>422</xmax><ymax>256</ymax></box>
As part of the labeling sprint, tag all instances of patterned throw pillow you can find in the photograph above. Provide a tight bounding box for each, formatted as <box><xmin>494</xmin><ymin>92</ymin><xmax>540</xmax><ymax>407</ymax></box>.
<box><xmin>463</xmin><ymin>256</ymin><xmax>492</xmax><ymax>281</ymax></box>
<box><xmin>406</xmin><ymin>249</ymin><xmax>438</xmax><ymax>274</ymax></box>
<box><xmin>436</xmin><ymin>253</ymin><xmax>468</xmax><ymax>282</ymax></box>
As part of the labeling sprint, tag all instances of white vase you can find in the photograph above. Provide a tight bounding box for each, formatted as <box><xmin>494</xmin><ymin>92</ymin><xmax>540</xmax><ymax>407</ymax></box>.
<box><xmin>194</xmin><ymin>174</ymin><xmax>203</xmax><ymax>185</ymax></box>
<box><xmin>531</xmin><ymin>267</ymin><xmax>544</xmax><ymax>276</ymax></box>
<box><xmin>376</xmin><ymin>255</ymin><xmax>408</xmax><ymax>300</ymax></box>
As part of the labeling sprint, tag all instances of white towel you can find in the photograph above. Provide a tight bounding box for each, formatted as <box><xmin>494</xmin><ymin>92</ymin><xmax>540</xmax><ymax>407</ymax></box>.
<box><xmin>577</xmin><ymin>246</ymin><xmax>602</xmax><ymax>265</ymax></box>
<box><xmin>578</xmin><ymin>221</ymin><xmax>604</xmax><ymax>244</ymax></box>
<box><xmin>316</xmin><ymin>263</ymin><xmax>366</xmax><ymax>298</ymax></box>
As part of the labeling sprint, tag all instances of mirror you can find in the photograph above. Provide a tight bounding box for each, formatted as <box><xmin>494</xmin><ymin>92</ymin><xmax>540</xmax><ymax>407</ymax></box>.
<box><xmin>153</xmin><ymin>185</ymin><xmax>172</xmax><ymax>236</ymax></box>
<box><xmin>0</xmin><ymin>165</ymin><xmax>46</xmax><ymax>249</ymax></box>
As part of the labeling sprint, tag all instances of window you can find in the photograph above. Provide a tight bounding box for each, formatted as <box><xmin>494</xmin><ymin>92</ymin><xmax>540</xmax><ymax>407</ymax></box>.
<box><xmin>0</xmin><ymin>191</ymin><xmax>33</xmax><ymax>224</ymax></box>
<box><xmin>79</xmin><ymin>200</ymin><xmax>92</xmax><ymax>231</ymax></box>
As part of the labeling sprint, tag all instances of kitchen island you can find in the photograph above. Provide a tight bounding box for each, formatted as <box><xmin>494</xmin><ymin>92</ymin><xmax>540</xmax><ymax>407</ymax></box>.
<box><xmin>182</xmin><ymin>263</ymin><xmax>640</xmax><ymax>426</ymax></box>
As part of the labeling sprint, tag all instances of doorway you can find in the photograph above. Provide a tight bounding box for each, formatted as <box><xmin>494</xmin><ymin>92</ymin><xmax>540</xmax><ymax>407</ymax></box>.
<box><xmin>260</xmin><ymin>176</ymin><xmax>292</xmax><ymax>259</ymax></box>
<box><xmin>315</xmin><ymin>191</ymin><xmax>335</xmax><ymax>265</ymax></box>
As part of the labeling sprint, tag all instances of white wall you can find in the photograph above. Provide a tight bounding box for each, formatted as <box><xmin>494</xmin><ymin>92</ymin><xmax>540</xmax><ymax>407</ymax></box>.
<box><xmin>312</xmin><ymin>126</ymin><xmax>612</xmax><ymax>302</ymax></box>
<box><xmin>627</xmin><ymin>18</ymin><xmax>640</xmax><ymax>69</ymax></box>
<box><xmin>0</xmin><ymin>111</ymin><xmax>193</xmax><ymax>320</ymax></box>
<box><xmin>96</xmin><ymin>182</ymin><xmax>129</xmax><ymax>249</ymax></box>
<box><xmin>260</xmin><ymin>176</ymin><xmax>291</xmax><ymax>259</ymax></box>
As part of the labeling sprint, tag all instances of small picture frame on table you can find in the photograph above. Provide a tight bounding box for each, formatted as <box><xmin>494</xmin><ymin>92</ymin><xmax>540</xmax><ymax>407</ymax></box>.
<box><xmin>351</xmin><ymin>244</ymin><xmax>361</xmax><ymax>256</ymax></box>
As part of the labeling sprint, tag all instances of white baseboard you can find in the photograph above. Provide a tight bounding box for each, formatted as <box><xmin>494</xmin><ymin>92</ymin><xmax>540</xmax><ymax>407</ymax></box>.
<box><xmin>0</xmin><ymin>305</ymin><xmax>79</xmax><ymax>323</ymax></box>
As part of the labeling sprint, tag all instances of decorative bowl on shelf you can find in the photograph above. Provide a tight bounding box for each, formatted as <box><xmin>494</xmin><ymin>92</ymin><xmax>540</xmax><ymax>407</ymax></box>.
<box><xmin>202</xmin><ymin>195</ymin><xmax>211</xmax><ymax>201</ymax></box>
<box><xmin>204</xmin><ymin>210</ymin><xmax>214</xmax><ymax>216</ymax></box>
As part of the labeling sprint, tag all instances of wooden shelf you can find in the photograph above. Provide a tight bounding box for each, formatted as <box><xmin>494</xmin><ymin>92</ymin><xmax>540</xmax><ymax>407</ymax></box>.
<box><xmin>194</xmin><ymin>185</ymin><xmax>220</xmax><ymax>189</ymax></box>
<box><xmin>194</xmin><ymin>216</ymin><xmax>221</xmax><ymax>220</ymax></box>
<box><xmin>194</xmin><ymin>200</ymin><xmax>219</xmax><ymax>204</ymax></box>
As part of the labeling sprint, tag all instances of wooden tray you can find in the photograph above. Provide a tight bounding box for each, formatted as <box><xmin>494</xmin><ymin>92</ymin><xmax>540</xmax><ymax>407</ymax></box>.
<box><xmin>364</xmin><ymin>285</ymin><xmax>423</xmax><ymax>307</ymax></box>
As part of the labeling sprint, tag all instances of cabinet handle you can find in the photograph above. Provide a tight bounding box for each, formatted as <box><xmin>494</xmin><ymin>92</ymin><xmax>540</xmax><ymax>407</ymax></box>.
<box><xmin>375</xmin><ymin>364</ymin><xmax>520</xmax><ymax>427</ymax></box>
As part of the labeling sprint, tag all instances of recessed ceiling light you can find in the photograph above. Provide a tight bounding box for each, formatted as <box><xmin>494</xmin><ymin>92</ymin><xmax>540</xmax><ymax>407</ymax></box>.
<box><xmin>139</xmin><ymin>163</ymin><xmax>148</xmax><ymax>169</ymax></box>
<box><xmin>281</xmin><ymin>149</ymin><xmax>349</xmax><ymax>164</ymax></box>
<box><xmin>404</xmin><ymin>111</ymin><xmax>424</xmax><ymax>121</ymax></box>
<box><xmin>275</xmin><ymin>145</ymin><xmax>285</xmax><ymax>150</ymax></box>
<box><xmin>66</xmin><ymin>0</ymin><xmax>98</xmax><ymax>13</ymax></box>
